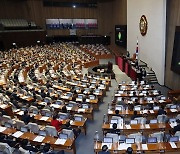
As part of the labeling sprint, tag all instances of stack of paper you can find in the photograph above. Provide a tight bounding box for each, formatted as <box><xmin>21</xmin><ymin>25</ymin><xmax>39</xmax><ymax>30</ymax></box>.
<box><xmin>145</xmin><ymin>124</ymin><xmax>150</xmax><ymax>129</ymax></box>
<box><xmin>78</xmin><ymin>108</ymin><xmax>85</xmax><ymax>113</ymax></box>
<box><xmin>126</xmin><ymin>125</ymin><xmax>131</xmax><ymax>129</ymax></box>
<box><xmin>0</xmin><ymin>126</ymin><xmax>6</xmax><ymax>132</ymax></box>
<box><xmin>169</xmin><ymin>142</ymin><xmax>177</xmax><ymax>148</ymax></box>
<box><xmin>142</xmin><ymin>144</ymin><xmax>148</xmax><ymax>150</ymax></box>
<box><xmin>33</xmin><ymin>136</ymin><xmax>45</xmax><ymax>142</ymax></box>
<box><xmin>0</xmin><ymin>104</ymin><xmax>7</xmax><ymax>109</ymax></box>
<box><xmin>170</xmin><ymin>109</ymin><xmax>177</xmax><ymax>113</ymax></box>
<box><xmin>12</xmin><ymin>131</ymin><xmax>23</xmax><ymax>138</ymax></box>
<box><xmin>40</xmin><ymin>116</ymin><xmax>49</xmax><ymax>121</ymax></box>
<box><xmin>55</xmin><ymin>138</ymin><xmax>67</xmax><ymax>145</ymax></box>
<box><xmin>66</xmin><ymin>107</ymin><xmax>72</xmax><ymax>111</ymax></box>
<box><xmin>118</xmin><ymin>143</ymin><xmax>131</xmax><ymax>150</ymax></box>
<box><xmin>18</xmin><ymin>111</ymin><xmax>24</xmax><ymax>115</ymax></box>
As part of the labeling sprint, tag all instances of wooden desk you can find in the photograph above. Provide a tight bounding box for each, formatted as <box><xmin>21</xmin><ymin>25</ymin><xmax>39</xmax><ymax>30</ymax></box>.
<box><xmin>94</xmin><ymin>141</ymin><xmax>180</xmax><ymax>153</ymax></box>
<box><xmin>0</xmin><ymin>126</ymin><xmax>76</xmax><ymax>154</ymax></box>
<box><xmin>102</xmin><ymin>123</ymin><xmax>171</xmax><ymax>135</ymax></box>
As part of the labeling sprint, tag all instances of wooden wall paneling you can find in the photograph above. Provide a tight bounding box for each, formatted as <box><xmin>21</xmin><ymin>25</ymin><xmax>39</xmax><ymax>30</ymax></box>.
<box><xmin>165</xmin><ymin>0</ymin><xmax>180</xmax><ymax>90</ymax></box>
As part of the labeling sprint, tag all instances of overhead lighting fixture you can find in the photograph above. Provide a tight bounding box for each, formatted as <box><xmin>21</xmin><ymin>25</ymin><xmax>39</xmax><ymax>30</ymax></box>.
<box><xmin>73</xmin><ymin>5</ymin><xmax>76</xmax><ymax>8</ymax></box>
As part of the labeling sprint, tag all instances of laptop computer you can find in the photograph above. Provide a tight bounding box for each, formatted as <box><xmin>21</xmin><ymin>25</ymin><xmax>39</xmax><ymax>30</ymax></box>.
<box><xmin>130</xmin><ymin>120</ymin><xmax>138</xmax><ymax>125</ymax></box>
<box><xmin>59</xmin><ymin>133</ymin><xmax>68</xmax><ymax>139</ymax></box>
<box><xmin>153</xmin><ymin>106</ymin><xmax>160</xmax><ymax>110</ymax></box>
<box><xmin>150</xmin><ymin>119</ymin><xmax>158</xmax><ymax>124</ymax></box>
<box><xmin>169</xmin><ymin>136</ymin><xmax>179</xmax><ymax>142</ymax></box>
<box><xmin>110</xmin><ymin>119</ymin><xmax>118</xmax><ymax>124</ymax></box>
<box><xmin>103</xmin><ymin>137</ymin><xmax>113</xmax><ymax>143</ymax></box>
<box><xmin>148</xmin><ymin>137</ymin><xmax>157</xmax><ymax>143</ymax></box>
<box><xmin>125</xmin><ymin>138</ymin><xmax>135</xmax><ymax>144</ymax></box>
<box><xmin>74</xmin><ymin>116</ymin><xmax>82</xmax><ymax>121</ymax></box>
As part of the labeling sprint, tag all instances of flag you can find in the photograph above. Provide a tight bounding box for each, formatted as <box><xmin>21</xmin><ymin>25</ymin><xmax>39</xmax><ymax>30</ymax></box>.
<box><xmin>135</xmin><ymin>38</ymin><xmax>139</xmax><ymax>60</ymax></box>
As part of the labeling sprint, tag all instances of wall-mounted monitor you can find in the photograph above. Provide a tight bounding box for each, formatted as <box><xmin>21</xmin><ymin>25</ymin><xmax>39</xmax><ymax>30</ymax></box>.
<box><xmin>115</xmin><ymin>25</ymin><xmax>127</xmax><ymax>48</ymax></box>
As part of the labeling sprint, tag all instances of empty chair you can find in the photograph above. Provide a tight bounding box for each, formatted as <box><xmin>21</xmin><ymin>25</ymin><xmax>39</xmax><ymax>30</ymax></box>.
<box><xmin>150</xmin><ymin>132</ymin><xmax>164</xmax><ymax>142</ymax></box>
<box><xmin>174</xmin><ymin>131</ymin><xmax>180</xmax><ymax>138</ymax></box>
<box><xmin>41</xmin><ymin>109</ymin><xmax>52</xmax><ymax>117</ymax></box>
<box><xmin>29</xmin><ymin>106</ymin><xmax>38</xmax><ymax>114</ymax></box>
<box><xmin>44</xmin><ymin>97</ymin><xmax>52</xmax><ymax>103</ymax></box>
<box><xmin>55</xmin><ymin>100</ymin><xmax>63</xmax><ymax>105</ymax></box>
<box><xmin>62</xmin><ymin>129</ymin><xmax>74</xmax><ymax>139</ymax></box>
<box><xmin>19</xmin><ymin>147</ymin><xmax>30</xmax><ymax>154</ymax></box>
<box><xmin>176</xmin><ymin>114</ymin><xmax>180</xmax><ymax>120</ymax></box>
<box><xmin>14</xmin><ymin>120</ymin><xmax>26</xmax><ymax>130</ymax></box>
<box><xmin>0</xmin><ymin>142</ymin><xmax>14</xmax><ymax>154</ymax></box>
<box><xmin>135</xmin><ymin>117</ymin><xmax>147</xmax><ymax>124</ymax></box>
<box><xmin>36</xmin><ymin>94</ymin><xmax>42</xmax><ymax>101</ymax></box>
<box><xmin>45</xmin><ymin>126</ymin><xmax>58</xmax><ymax>137</ymax></box>
<box><xmin>48</xmin><ymin>88</ymin><xmax>54</xmax><ymax>93</ymax></box>
<box><xmin>106</xmin><ymin>133</ymin><xmax>119</xmax><ymax>143</ymax></box>
<box><xmin>157</xmin><ymin>115</ymin><xmax>168</xmax><ymax>123</ymax></box>
<box><xmin>128</xmin><ymin>132</ymin><xmax>142</xmax><ymax>143</ymax></box>
<box><xmin>2</xmin><ymin>115</ymin><xmax>13</xmax><ymax>126</ymax></box>
<box><xmin>28</xmin><ymin>122</ymin><xmax>39</xmax><ymax>134</ymax></box>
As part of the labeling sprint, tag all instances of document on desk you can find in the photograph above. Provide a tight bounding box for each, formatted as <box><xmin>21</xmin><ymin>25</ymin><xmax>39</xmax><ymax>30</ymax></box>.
<box><xmin>12</xmin><ymin>131</ymin><xmax>23</xmax><ymax>138</ymax></box>
<box><xmin>66</xmin><ymin>107</ymin><xmax>72</xmax><ymax>111</ymax></box>
<box><xmin>50</xmin><ymin>104</ymin><xmax>60</xmax><ymax>109</ymax></box>
<box><xmin>78</xmin><ymin>108</ymin><xmax>85</xmax><ymax>113</ymax></box>
<box><xmin>101</xmin><ymin>143</ymin><xmax>112</xmax><ymax>149</ymax></box>
<box><xmin>18</xmin><ymin>111</ymin><xmax>24</xmax><ymax>115</ymax></box>
<box><xmin>169</xmin><ymin>142</ymin><xmax>177</xmax><ymax>148</ymax></box>
<box><xmin>33</xmin><ymin>136</ymin><xmax>45</xmax><ymax>142</ymax></box>
<box><xmin>149</xmin><ymin>110</ymin><xmax>154</xmax><ymax>113</ymax></box>
<box><xmin>0</xmin><ymin>104</ymin><xmax>7</xmax><ymax>109</ymax></box>
<box><xmin>55</xmin><ymin>138</ymin><xmax>67</xmax><ymax>145</ymax></box>
<box><xmin>0</xmin><ymin>126</ymin><xmax>6</xmax><ymax>132</ymax></box>
<box><xmin>40</xmin><ymin>116</ymin><xmax>49</xmax><ymax>121</ymax></box>
<box><xmin>170</xmin><ymin>109</ymin><xmax>177</xmax><ymax>113</ymax></box>
<box><xmin>86</xmin><ymin>99</ymin><xmax>90</xmax><ymax>102</ymax></box>
<box><xmin>118</xmin><ymin>143</ymin><xmax>131</xmax><ymax>150</ymax></box>
<box><xmin>125</xmin><ymin>125</ymin><xmax>131</xmax><ymax>129</ymax></box>
<box><xmin>142</xmin><ymin>144</ymin><xmax>148</xmax><ymax>150</ymax></box>
<box><xmin>145</xmin><ymin>124</ymin><xmax>150</xmax><ymax>129</ymax></box>
<box><xmin>159</xmin><ymin>100</ymin><xmax>164</xmax><ymax>103</ymax></box>
<box><xmin>108</xmin><ymin>109</ymin><xmax>113</xmax><ymax>114</ymax></box>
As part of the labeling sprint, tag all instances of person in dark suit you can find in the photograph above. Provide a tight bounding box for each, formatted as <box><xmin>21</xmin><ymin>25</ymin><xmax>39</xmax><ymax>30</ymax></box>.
<box><xmin>126</xmin><ymin>147</ymin><xmax>133</xmax><ymax>154</ymax></box>
<box><xmin>109</xmin><ymin>123</ymin><xmax>120</xmax><ymax>135</ymax></box>
<box><xmin>98</xmin><ymin>145</ymin><xmax>110</xmax><ymax>154</ymax></box>
<box><xmin>131</xmin><ymin>111</ymin><xmax>140</xmax><ymax>120</ymax></box>
<box><xmin>157</xmin><ymin>105</ymin><xmax>167</xmax><ymax>115</ymax></box>
<box><xmin>20</xmin><ymin>139</ymin><xmax>39</xmax><ymax>153</ymax></box>
<box><xmin>21</xmin><ymin>110</ymin><xmax>32</xmax><ymax>125</ymax></box>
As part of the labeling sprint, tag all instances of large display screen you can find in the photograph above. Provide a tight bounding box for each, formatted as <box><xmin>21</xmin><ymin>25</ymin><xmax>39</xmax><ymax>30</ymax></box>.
<box><xmin>115</xmin><ymin>25</ymin><xmax>127</xmax><ymax>48</ymax></box>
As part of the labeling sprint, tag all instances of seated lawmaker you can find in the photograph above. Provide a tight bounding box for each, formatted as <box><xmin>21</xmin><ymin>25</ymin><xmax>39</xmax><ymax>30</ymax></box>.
<box><xmin>51</xmin><ymin>114</ymin><xmax>62</xmax><ymax>132</ymax></box>
<box><xmin>131</xmin><ymin>111</ymin><xmax>140</xmax><ymax>120</ymax></box>
<box><xmin>98</xmin><ymin>145</ymin><xmax>110</xmax><ymax>154</ymax></box>
<box><xmin>158</xmin><ymin>105</ymin><xmax>167</xmax><ymax>115</ymax></box>
<box><xmin>21</xmin><ymin>110</ymin><xmax>33</xmax><ymax>125</ymax></box>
